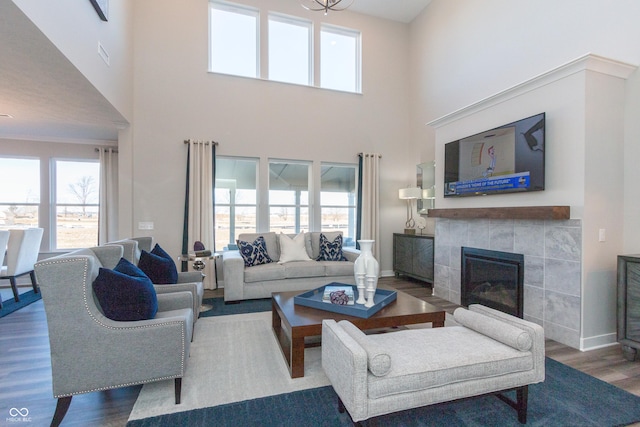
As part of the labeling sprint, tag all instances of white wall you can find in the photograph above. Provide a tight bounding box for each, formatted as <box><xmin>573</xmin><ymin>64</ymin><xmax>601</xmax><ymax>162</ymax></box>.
<box><xmin>13</xmin><ymin>0</ymin><xmax>134</xmax><ymax>122</ymax></box>
<box><xmin>127</xmin><ymin>0</ymin><xmax>414</xmax><ymax>271</ymax></box>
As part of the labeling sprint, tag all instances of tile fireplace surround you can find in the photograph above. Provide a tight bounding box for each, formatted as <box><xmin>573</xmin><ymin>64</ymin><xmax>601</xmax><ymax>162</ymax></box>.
<box><xmin>433</xmin><ymin>217</ymin><xmax>582</xmax><ymax>348</ymax></box>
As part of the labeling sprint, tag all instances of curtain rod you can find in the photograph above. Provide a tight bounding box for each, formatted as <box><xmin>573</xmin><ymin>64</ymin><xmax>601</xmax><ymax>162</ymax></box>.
<box><xmin>184</xmin><ymin>139</ymin><xmax>219</xmax><ymax>145</ymax></box>
<box><xmin>95</xmin><ymin>148</ymin><xmax>118</xmax><ymax>153</ymax></box>
<box><xmin>358</xmin><ymin>153</ymin><xmax>382</xmax><ymax>158</ymax></box>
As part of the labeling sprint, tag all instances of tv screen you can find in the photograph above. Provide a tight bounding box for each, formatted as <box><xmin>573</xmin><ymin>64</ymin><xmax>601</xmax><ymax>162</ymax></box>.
<box><xmin>444</xmin><ymin>113</ymin><xmax>545</xmax><ymax>197</ymax></box>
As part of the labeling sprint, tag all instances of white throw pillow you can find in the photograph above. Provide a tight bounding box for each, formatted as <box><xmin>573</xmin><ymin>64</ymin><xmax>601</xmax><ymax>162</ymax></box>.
<box><xmin>278</xmin><ymin>232</ymin><xmax>312</xmax><ymax>263</ymax></box>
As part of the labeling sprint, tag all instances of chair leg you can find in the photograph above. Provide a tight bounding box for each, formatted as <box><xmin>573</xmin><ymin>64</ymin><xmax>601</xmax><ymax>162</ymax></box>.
<box><xmin>175</xmin><ymin>378</ymin><xmax>182</xmax><ymax>404</ymax></box>
<box><xmin>10</xmin><ymin>277</ymin><xmax>20</xmax><ymax>302</ymax></box>
<box><xmin>50</xmin><ymin>396</ymin><xmax>72</xmax><ymax>427</ymax></box>
<box><xmin>30</xmin><ymin>270</ymin><xmax>39</xmax><ymax>294</ymax></box>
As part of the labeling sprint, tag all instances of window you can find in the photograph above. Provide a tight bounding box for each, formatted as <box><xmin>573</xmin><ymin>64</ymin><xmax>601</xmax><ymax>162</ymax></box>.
<box><xmin>269</xmin><ymin>161</ymin><xmax>309</xmax><ymax>234</ymax></box>
<box><xmin>54</xmin><ymin>160</ymin><xmax>100</xmax><ymax>249</ymax></box>
<box><xmin>321</xmin><ymin>25</ymin><xmax>361</xmax><ymax>93</ymax></box>
<box><xmin>209</xmin><ymin>1</ymin><xmax>259</xmax><ymax>78</ymax></box>
<box><xmin>268</xmin><ymin>14</ymin><xmax>312</xmax><ymax>85</ymax></box>
<box><xmin>215</xmin><ymin>157</ymin><xmax>258</xmax><ymax>250</ymax></box>
<box><xmin>320</xmin><ymin>163</ymin><xmax>357</xmax><ymax>246</ymax></box>
<box><xmin>0</xmin><ymin>157</ymin><xmax>40</xmax><ymax>231</ymax></box>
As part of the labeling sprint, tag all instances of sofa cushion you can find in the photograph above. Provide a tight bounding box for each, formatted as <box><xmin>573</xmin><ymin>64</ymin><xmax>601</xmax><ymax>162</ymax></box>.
<box><xmin>454</xmin><ymin>307</ymin><xmax>533</xmax><ymax>351</ymax></box>
<box><xmin>283</xmin><ymin>260</ymin><xmax>326</xmax><ymax>279</ymax></box>
<box><xmin>137</xmin><ymin>244</ymin><xmax>179</xmax><ymax>284</ymax></box>
<box><xmin>278</xmin><ymin>232</ymin><xmax>312</xmax><ymax>263</ymax></box>
<box><xmin>366</xmin><ymin>326</ymin><xmax>533</xmax><ymax>399</ymax></box>
<box><xmin>238</xmin><ymin>232</ymin><xmax>279</xmax><ymax>262</ymax></box>
<box><xmin>339</xmin><ymin>320</ymin><xmax>391</xmax><ymax>376</ymax></box>
<box><xmin>316</xmin><ymin>233</ymin><xmax>348</xmax><ymax>262</ymax></box>
<box><xmin>238</xmin><ymin>236</ymin><xmax>274</xmax><ymax>267</ymax></box>
<box><xmin>93</xmin><ymin>264</ymin><xmax>158</xmax><ymax>321</ymax></box>
<box><xmin>306</xmin><ymin>231</ymin><xmax>343</xmax><ymax>260</ymax></box>
<box><xmin>322</xmin><ymin>260</ymin><xmax>355</xmax><ymax>277</ymax></box>
<box><xmin>243</xmin><ymin>262</ymin><xmax>286</xmax><ymax>283</ymax></box>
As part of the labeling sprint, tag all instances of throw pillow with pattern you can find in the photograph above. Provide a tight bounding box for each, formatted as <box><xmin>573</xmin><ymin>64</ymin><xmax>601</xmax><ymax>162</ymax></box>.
<box><xmin>316</xmin><ymin>233</ymin><xmax>348</xmax><ymax>262</ymax></box>
<box><xmin>237</xmin><ymin>236</ymin><xmax>274</xmax><ymax>267</ymax></box>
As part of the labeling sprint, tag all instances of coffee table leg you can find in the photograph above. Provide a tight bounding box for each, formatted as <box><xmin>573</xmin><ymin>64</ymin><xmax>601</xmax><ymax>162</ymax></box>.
<box><xmin>290</xmin><ymin>334</ymin><xmax>305</xmax><ymax>378</ymax></box>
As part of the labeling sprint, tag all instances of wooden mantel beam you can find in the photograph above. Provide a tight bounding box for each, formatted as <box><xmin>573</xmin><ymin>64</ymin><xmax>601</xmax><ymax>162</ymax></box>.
<box><xmin>426</xmin><ymin>206</ymin><xmax>570</xmax><ymax>220</ymax></box>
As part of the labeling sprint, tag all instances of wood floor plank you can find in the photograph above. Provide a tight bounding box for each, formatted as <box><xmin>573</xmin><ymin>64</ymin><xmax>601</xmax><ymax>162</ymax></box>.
<box><xmin>1</xmin><ymin>277</ymin><xmax>639</xmax><ymax>426</ymax></box>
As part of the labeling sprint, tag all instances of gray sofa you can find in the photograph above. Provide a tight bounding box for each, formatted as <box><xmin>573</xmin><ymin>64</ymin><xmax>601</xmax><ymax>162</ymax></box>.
<box><xmin>34</xmin><ymin>245</ymin><xmax>193</xmax><ymax>426</ymax></box>
<box><xmin>223</xmin><ymin>231</ymin><xmax>358</xmax><ymax>302</ymax></box>
<box><xmin>322</xmin><ymin>304</ymin><xmax>545</xmax><ymax>424</ymax></box>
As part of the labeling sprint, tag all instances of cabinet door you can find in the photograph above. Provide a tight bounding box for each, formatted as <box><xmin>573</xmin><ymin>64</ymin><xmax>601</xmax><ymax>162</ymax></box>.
<box><xmin>626</xmin><ymin>262</ymin><xmax>640</xmax><ymax>341</ymax></box>
<box><xmin>413</xmin><ymin>237</ymin><xmax>434</xmax><ymax>282</ymax></box>
<box><xmin>394</xmin><ymin>235</ymin><xmax>412</xmax><ymax>274</ymax></box>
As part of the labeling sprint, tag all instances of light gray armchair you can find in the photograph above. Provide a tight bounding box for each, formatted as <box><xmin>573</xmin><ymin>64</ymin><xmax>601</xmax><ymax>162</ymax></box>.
<box><xmin>34</xmin><ymin>245</ymin><xmax>193</xmax><ymax>427</ymax></box>
<box><xmin>105</xmin><ymin>237</ymin><xmax>204</xmax><ymax>319</ymax></box>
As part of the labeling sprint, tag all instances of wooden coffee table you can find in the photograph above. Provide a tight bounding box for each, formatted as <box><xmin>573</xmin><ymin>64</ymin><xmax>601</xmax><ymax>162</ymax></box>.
<box><xmin>271</xmin><ymin>288</ymin><xmax>446</xmax><ymax>378</ymax></box>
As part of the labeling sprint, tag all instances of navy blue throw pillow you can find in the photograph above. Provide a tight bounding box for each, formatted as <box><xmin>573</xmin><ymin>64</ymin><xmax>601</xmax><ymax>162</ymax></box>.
<box><xmin>237</xmin><ymin>236</ymin><xmax>273</xmax><ymax>267</ymax></box>
<box><xmin>138</xmin><ymin>244</ymin><xmax>179</xmax><ymax>284</ymax></box>
<box><xmin>316</xmin><ymin>233</ymin><xmax>347</xmax><ymax>261</ymax></box>
<box><xmin>93</xmin><ymin>263</ymin><xmax>158</xmax><ymax>321</ymax></box>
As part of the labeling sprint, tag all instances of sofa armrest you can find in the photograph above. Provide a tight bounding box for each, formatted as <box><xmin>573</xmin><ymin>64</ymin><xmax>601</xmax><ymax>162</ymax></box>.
<box><xmin>177</xmin><ymin>271</ymin><xmax>204</xmax><ymax>284</ymax></box>
<box><xmin>157</xmin><ymin>290</ymin><xmax>193</xmax><ymax>313</ymax></box>
<box><xmin>154</xmin><ymin>282</ymin><xmax>202</xmax><ymax>319</ymax></box>
<box><xmin>322</xmin><ymin>319</ymin><xmax>369</xmax><ymax>422</ymax></box>
<box><xmin>222</xmin><ymin>251</ymin><xmax>245</xmax><ymax>302</ymax></box>
<box><xmin>469</xmin><ymin>304</ymin><xmax>545</xmax><ymax>383</ymax></box>
<box><xmin>343</xmin><ymin>247</ymin><xmax>360</xmax><ymax>263</ymax></box>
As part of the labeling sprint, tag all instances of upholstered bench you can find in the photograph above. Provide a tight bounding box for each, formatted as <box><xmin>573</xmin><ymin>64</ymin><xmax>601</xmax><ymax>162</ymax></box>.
<box><xmin>322</xmin><ymin>304</ymin><xmax>545</xmax><ymax>425</ymax></box>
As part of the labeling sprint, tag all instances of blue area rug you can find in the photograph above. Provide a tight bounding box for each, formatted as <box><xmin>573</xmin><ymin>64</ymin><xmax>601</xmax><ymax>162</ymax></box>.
<box><xmin>198</xmin><ymin>296</ymin><xmax>271</xmax><ymax>317</ymax></box>
<box><xmin>127</xmin><ymin>344</ymin><xmax>640</xmax><ymax>426</ymax></box>
<box><xmin>0</xmin><ymin>290</ymin><xmax>41</xmax><ymax>318</ymax></box>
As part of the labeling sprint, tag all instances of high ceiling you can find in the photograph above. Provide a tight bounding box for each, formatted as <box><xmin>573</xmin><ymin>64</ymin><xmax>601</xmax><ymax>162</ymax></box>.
<box><xmin>0</xmin><ymin>0</ymin><xmax>431</xmax><ymax>144</ymax></box>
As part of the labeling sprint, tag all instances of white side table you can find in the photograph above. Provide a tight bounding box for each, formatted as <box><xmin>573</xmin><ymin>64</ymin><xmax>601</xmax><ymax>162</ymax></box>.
<box><xmin>179</xmin><ymin>252</ymin><xmax>220</xmax><ymax>313</ymax></box>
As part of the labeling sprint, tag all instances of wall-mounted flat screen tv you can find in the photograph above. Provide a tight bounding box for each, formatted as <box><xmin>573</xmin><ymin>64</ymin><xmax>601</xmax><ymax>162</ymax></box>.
<box><xmin>444</xmin><ymin>113</ymin><xmax>545</xmax><ymax>198</ymax></box>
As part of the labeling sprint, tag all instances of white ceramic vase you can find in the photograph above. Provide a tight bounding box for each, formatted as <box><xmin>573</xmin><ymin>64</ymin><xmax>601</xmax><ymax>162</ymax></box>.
<box><xmin>353</xmin><ymin>240</ymin><xmax>379</xmax><ymax>307</ymax></box>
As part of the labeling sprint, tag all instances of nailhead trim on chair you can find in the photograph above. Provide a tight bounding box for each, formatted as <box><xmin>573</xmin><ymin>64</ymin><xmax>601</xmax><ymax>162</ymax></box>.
<box><xmin>38</xmin><ymin>257</ymin><xmax>187</xmax><ymax>398</ymax></box>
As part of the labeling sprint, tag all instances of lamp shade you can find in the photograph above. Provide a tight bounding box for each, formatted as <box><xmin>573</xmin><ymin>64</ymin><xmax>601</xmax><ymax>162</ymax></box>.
<box><xmin>398</xmin><ymin>187</ymin><xmax>422</xmax><ymax>200</ymax></box>
<box><xmin>422</xmin><ymin>188</ymin><xmax>435</xmax><ymax>199</ymax></box>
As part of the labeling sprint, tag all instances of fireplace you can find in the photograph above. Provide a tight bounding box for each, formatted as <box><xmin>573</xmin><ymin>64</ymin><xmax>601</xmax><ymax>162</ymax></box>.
<box><xmin>461</xmin><ymin>247</ymin><xmax>524</xmax><ymax>318</ymax></box>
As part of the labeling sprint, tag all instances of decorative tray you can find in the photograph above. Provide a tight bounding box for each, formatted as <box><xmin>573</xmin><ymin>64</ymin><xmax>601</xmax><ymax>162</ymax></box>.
<box><xmin>294</xmin><ymin>282</ymin><xmax>397</xmax><ymax>319</ymax></box>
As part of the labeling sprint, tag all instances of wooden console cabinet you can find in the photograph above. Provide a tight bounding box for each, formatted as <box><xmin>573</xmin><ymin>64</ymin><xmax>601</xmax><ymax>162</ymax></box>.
<box><xmin>393</xmin><ymin>233</ymin><xmax>434</xmax><ymax>284</ymax></box>
<box><xmin>617</xmin><ymin>255</ymin><xmax>640</xmax><ymax>361</ymax></box>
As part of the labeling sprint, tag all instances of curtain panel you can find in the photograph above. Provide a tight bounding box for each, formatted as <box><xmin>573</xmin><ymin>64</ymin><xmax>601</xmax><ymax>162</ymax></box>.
<box><xmin>97</xmin><ymin>147</ymin><xmax>118</xmax><ymax>245</ymax></box>
<box><xmin>358</xmin><ymin>153</ymin><xmax>381</xmax><ymax>261</ymax></box>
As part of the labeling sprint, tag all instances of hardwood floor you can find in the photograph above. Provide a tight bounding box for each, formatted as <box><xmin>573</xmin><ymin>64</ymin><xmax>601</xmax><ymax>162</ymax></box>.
<box><xmin>1</xmin><ymin>277</ymin><xmax>639</xmax><ymax>426</ymax></box>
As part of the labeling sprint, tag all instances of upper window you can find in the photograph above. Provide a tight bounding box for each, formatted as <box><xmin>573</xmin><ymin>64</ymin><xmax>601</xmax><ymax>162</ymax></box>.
<box><xmin>0</xmin><ymin>157</ymin><xmax>40</xmax><ymax>230</ymax></box>
<box><xmin>321</xmin><ymin>25</ymin><xmax>361</xmax><ymax>93</ymax></box>
<box><xmin>54</xmin><ymin>160</ymin><xmax>100</xmax><ymax>249</ymax></box>
<box><xmin>215</xmin><ymin>157</ymin><xmax>258</xmax><ymax>251</ymax></box>
<box><xmin>209</xmin><ymin>1</ymin><xmax>259</xmax><ymax>78</ymax></box>
<box><xmin>268</xmin><ymin>14</ymin><xmax>312</xmax><ymax>86</ymax></box>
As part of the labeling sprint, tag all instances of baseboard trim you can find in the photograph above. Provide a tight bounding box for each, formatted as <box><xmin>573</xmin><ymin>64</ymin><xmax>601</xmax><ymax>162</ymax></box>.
<box><xmin>580</xmin><ymin>333</ymin><xmax>618</xmax><ymax>351</ymax></box>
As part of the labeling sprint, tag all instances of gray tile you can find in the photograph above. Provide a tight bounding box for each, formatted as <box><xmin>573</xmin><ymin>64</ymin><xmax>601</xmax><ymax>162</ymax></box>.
<box><xmin>489</xmin><ymin>220</ymin><xmax>514</xmax><ymax>252</ymax></box>
<box><xmin>545</xmin><ymin>259</ymin><xmax>581</xmax><ymax>296</ymax></box>
<box><xmin>434</xmin><ymin>263</ymin><xmax>450</xmax><ymax>290</ymax></box>
<box><xmin>434</xmin><ymin>242</ymin><xmax>450</xmax><ymax>267</ymax></box>
<box><xmin>450</xmin><ymin>245</ymin><xmax>462</xmax><ymax>270</ymax></box>
<box><xmin>514</xmin><ymin>222</ymin><xmax>545</xmax><ymax>256</ymax></box>
<box><xmin>544</xmin><ymin>291</ymin><xmax>581</xmax><ymax>330</ymax></box>
<box><xmin>467</xmin><ymin>219</ymin><xmax>492</xmax><ymax>248</ymax></box>
<box><xmin>545</xmin><ymin>225</ymin><xmax>582</xmax><ymax>262</ymax></box>
<box><xmin>435</xmin><ymin>219</ymin><xmax>451</xmax><ymax>246</ymax></box>
<box><xmin>524</xmin><ymin>256</ymin><xmax>544</xmax><ymax>288</ymax></box>
<box><xmin>450</xmin><ymin>220</ymin><xmax>469</xmax><ymax>247</ymax></box>
<box><xmin>524</xmin><ymin>284</ymin><xmax>544</xmax><ymax>320</ymax></box>
<box><xmin>543</xmin><ymin>320</ymin><xmax>581</xmax><ymax>349</ymax></box>
<box><xmin>450</xmin><ymin>267</ymin><xmax>461</xmax><ymax>294</ymax></box>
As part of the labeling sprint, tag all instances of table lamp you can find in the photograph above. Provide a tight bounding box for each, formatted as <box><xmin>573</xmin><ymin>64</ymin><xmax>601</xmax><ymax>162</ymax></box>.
<box><xmin>398</xmin><ymin>186</ymin><xmax>422</xmax><ymax>234</ymax></box>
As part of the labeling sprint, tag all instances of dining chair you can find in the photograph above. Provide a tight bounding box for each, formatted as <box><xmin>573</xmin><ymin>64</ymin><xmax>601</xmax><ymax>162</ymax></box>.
<box><xmin>0</xmin><ymin>228</ymin><xmax>44</xmax><ymax>303</ymax></box>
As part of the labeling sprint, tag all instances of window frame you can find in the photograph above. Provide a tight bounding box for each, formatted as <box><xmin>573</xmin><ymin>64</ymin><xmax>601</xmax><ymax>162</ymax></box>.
<box><xmin>319</xmin><ymin>162</ymin><xmax>358</xmax><ymax>246</ymax></box>
<box><xmin>209</xmin><ymin>0</ymin><xmax>260</xmax><ymax>78</ymax></box>
<box><xmin>268</xmin><ymin>159</ymin><xmax>311</xmax><ymax>234</ymax></box>
<box><xmin>320</xmin><ymin>23</ymin><xmax>362</xmax><ymax>93</ymax></box>
<box><xmin>267</xmin><ymin>12</ymin><xmax>313</xmax><ymax>86</ymax></box>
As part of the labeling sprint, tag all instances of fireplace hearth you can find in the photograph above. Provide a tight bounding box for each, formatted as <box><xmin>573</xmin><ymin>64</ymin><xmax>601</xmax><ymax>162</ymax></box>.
<box><xmin>461</xmin><ymin>247</ymin><xmax>524</xmax><ymax>318</ymax></box>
